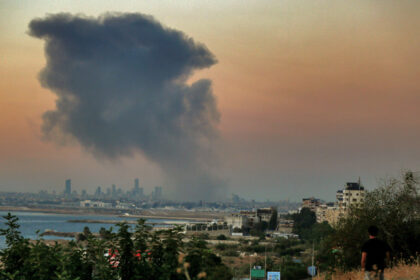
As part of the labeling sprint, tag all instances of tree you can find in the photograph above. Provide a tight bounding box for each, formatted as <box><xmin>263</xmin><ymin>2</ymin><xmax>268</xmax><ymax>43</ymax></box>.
<box><xmin>117</xmin><ymin>223</ymin><xmax>135</xmax><ymax>280</ymax></box>
<box><xmin>0</xmin><ymin>215</ymin><xmax>233</xmax><ymax>280</ymax></box>
<box><xmin>185</xmin><ymin>237</ymin><xmax>232</xmax><ymax>280</ymax></box>
<box><xmin>323</xmin><ymin>171</ymin><xmax>420</xmax><ymax>270</ymax></box>
<box><xmin>0</xmin><ymin>213</ymin><xmax>30</xmax><ymax>277</ymax></box>
<box><xmin>217</xmin><ymin>234</ymin><xmax>227</xmax><ymax>240</ymax></box>
<box><xmin>269</xmin><ymin>208</ymin><xmax>278</xmax><ymax>230</ymax></box>
<box><xmin>292</xmin><ymin>207</ymin><xmax>316</xmax><ymax>238</ymax></box>
<box><xmin>307</xmin><ymin>222</ymin><xmax>334</xmax><ymax>242</ymax></box>
<box><xmin>250</xmin><ymin>221</ymin><xmax>268</xmax><ymax>237</ymax></box>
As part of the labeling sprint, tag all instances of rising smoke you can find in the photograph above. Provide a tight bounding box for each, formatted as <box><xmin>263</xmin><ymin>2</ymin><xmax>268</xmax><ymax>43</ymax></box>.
<box><xmin>29</xmin><ymin>13</ymin><xmax>225</xmax><ymax>200</ymax></box>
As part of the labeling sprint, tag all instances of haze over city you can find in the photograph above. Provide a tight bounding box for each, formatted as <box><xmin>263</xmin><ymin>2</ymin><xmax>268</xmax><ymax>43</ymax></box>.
<box><xmin>1</xmin><ymin>0</ymin><xmax>420</xmax><ymax>201</ymax></box>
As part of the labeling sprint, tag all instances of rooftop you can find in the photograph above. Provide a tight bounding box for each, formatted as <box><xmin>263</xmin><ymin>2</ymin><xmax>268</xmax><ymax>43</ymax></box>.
<box><xmin>345</xmin><ymin>182</ymin><xmax>364</xmax><ymax>191</ymax></box>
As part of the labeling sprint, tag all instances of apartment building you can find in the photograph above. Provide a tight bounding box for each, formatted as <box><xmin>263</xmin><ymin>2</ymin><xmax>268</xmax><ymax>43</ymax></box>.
<box><xmin>337</xmin><ymin>182</ymin><xmax>365</xmax><ymax>210</ymax></box>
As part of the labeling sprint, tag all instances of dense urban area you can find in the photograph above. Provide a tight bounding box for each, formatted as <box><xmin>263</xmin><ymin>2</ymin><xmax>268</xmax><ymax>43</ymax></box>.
<box><xmin>1</xmin><ymin>171</ymin><xmax>419</xmax><ymax>279</ymax></box>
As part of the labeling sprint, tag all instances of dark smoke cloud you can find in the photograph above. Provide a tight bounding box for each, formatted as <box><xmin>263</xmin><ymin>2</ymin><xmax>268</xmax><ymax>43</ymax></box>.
<box><xmin>29</xmin><ymin>13</ymin><xmax>225</xmax><ymax>200</ymax></box>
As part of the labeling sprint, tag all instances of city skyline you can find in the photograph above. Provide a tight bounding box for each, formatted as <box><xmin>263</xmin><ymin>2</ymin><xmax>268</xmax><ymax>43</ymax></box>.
<box><xmin>1</xmin><ymin>1</ymin><xmax>420</xmax><ymax>201</ymax></box>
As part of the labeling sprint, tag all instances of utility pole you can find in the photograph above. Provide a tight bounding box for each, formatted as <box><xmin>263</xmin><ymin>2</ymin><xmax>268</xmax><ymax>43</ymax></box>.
<box><xmin>311</xmin><ymin>242</ymin><xmax>315</xmax><ymax>279</ymax></box>
<box><xmin>249</xmin><ymin>254</ymin><xmax>252</xmax><ymax>280</ymax></box>
<box><xmin>264</xmin><ymin>244</ymin><xmax>267</xmax><ymax>278</ymax></box>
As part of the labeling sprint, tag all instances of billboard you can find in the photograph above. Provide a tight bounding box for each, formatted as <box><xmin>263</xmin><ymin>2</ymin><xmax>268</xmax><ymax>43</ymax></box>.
<box><xmin>267</xmin><ymin>271</ymin><xmax>280</xmax><ymax>280</ymax></box>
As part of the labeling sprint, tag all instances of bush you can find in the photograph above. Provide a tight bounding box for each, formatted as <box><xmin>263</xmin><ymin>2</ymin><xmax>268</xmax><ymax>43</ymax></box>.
<box><xmin>0</xmin><ymin>215</ymin><xmax>232</xmax><ymax>280</ymax></box>
<box><xmin>217</xmin><ymin>234</ymin><xmax>227</xmax><ymax>240</ymax></box>
<box><xmin>215</xmin><ymin>243</ymin><xmax>227</xmax><ymax>251</ymax></box>
<box><xmin>322</xmin><ymin>172</ymin><xmax>420</xmax><ymax>271</ymax></box>
<box><xmin>223</xmin><ymin>249</ymin><xmax>239</xmax><ymax>257</ymax></box>
<box><xmin>244</xmin><ymin>244</ymin><xmax>265</xmax><ymax>253</ymax></box>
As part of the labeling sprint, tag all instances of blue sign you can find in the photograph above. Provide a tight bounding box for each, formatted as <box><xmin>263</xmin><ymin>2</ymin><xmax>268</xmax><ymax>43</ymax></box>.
<box><xmin>307</xmin><ymin>266</ymin><xmax>317</xmax><ymax>276</ymax></box>
<box><xmin>267</xmin><ymin>271</ymin><xmax>280</xmax><ymax>280</ymax></box>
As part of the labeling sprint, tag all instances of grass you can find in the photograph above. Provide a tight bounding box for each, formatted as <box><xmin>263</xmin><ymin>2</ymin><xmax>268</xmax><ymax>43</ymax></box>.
<box><xmin>314</xmin><ymin>262</ymin><xmax>420</xmax><ymax>280</ymax></box>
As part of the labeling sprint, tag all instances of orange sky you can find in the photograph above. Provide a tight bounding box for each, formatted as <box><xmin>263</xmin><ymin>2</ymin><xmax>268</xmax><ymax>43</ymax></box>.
<box><xmin>1</xmin><ymin>0</ymin><xmax>419</xmax><ymax>200</ymax></box>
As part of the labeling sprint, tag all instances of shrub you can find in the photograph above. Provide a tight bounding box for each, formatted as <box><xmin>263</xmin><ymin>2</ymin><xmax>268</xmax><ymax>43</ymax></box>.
<box><xmin>217</xmin><ymin>234</ymin><xmax>227</xmax><ymax>240</ymax></box>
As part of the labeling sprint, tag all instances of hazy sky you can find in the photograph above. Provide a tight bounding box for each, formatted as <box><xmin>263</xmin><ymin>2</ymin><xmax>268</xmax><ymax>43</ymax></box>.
<box><xmin>1</xmin><ymin>0</ymin><xmax>419</xmax><ymax>201</ymax></box>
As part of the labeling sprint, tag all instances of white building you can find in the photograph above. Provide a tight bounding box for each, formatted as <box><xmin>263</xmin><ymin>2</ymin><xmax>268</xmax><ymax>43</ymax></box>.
<box><xmin>316</xmin><ymin>203</ymin><xmax>342</xmax><ymax>225</ymax></box>
<box><xmin>225</xmin><ymin>214</ymin><xmax>248</xmax><ymax>230</ymax></box>
<box><xmin>80</xmin><ymin>200</ymin><xmax>112</xmax><ymax>208</ymax></box>
<box><xmin>315</xmin><ymin>181</ymin><xmax>365</xmax><ymax>225</ymax></box>
<box><xmin>337</xmin><ymin>182</ymin><xmax>365</xmax><ymax>210</ymax></box>
<box><xmin>225</xmin><ymin>208</ymin><xmax>277</xmax><ymax>231</ymax></box>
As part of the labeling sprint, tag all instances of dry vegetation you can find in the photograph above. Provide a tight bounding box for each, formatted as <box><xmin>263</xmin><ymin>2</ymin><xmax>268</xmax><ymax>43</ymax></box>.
<box><xmin>315</xmin><ymin>262</ymin><xmax>420</xmax><ymax>280</ymax></box>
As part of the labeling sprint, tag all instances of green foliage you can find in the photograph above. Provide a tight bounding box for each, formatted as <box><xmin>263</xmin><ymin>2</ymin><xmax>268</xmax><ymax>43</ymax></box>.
<box><xmin>62</xmin><ymin>241</ymin><xmax>93</xmax><ymax>280</ymax></box>
<box><xmin>185</xmin><ymin>238</ymin><xmax>232</xmax><ymax>280</ymax></box>
<box><xmin>232</xmin><ymin>227</ymin><xmax>242</xmax><ymax>233</ymax></box>
<box><xmin>215</xmin><ymin>243</ymin><xmax>239</xmax><ymax>257</ymax></box>
<box><xmin>279</xmin><ymin>257</ymin><xmax>308</xmax><ymax>280</ymax></box>
<box><xmin>0</xmin><ymin>213</ymin><xmax>31</xmax><ymax>278</ymax></box>
<box><xmin>0</xmin><ymin>215</ymin><xmax>233</xmax><ymax>280</ymax></box>
<box><xmin>117</xmin><ymin>223</ymin><xmax>135</xmax><ymax>280</ymax></box>
<box><xmin>309</xmin><ymin>222</ymin><xmax>334</xmax><ymax>241</ymax></box>
<box><xmin>250</xmin><ymin>221</ymin><xmax>268</xmax><ymax>237</ymax></box>
<box><xmin>321</xmin><ymin>171</ymin><xmax>420</xmax><ymax>271</ymax></box>
<box><xmin>223</xmin><ymin>249</ymin><xmax>239</xmax><ymax>257</ymax></box>
<box><xmin>269</xmin><ymin>208</ymin><xmax>278</xmax><ymax>230</ymax></box>
<box><xmin>292</xmin><ymin>208</ymin><xmax>316</xmax><ymax>238</ymax></box>
<box><xmin>99</xmin><ymin>227</ymin><xmax>115</xmax><ymax>241</ymax></box>
<box><xmin>216</xmin><ymin>234</ymin><xmax>227</xmax><ymax>240</ymax></box>
<box><xmin>274</xmin><ymin>238</ymin><xmax>303</xmax><ymax>257</ymax></box>
<box><xmin>244</xmin><ymin>244</ymin><xmax>265</xmax><ymax>253</ymax></box>
<box><xmin>0</xmin><ymin>213</ymin><xmax>22</xmax><ymax>246</ymax></box>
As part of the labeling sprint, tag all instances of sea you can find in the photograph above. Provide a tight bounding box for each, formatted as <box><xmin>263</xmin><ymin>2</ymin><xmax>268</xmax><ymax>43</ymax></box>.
<box><xmin>0</xmin><ymin>211</ymin><xmax>187</xmax><ymax>249</ymax></box>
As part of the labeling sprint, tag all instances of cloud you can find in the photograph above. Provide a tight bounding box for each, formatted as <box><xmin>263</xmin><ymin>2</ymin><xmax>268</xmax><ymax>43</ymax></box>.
<box><xmin>29</xmin><ymin>12</ymin><xmax>224</xmax><ymax>200</ymax></box>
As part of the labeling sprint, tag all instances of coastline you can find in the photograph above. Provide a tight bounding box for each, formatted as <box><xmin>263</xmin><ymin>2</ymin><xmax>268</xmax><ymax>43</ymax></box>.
<box><xmin>0</xmin><ymin>206</ymin><xmax>224</xmax><ymax>222</ymax></box>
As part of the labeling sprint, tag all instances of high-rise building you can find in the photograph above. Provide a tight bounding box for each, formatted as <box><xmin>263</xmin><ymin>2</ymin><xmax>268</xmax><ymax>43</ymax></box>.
<box><xmin>152</xmin><ymin>186</ymin><xmax>163</xmax><ymax>200</ymax></box>
<box><xmin>111</xmin><ymin>184</ymin><xmax>117</xmax><ymax>197</ymax></box>
<box><xmin>95</xmin><ymin>186</ymin><xmax>102</xmax><ymax>197</ymax></box>
<box><xmin>337</xmin><ymin>182</ymin><xmax>365</xmax><ymax>210</ymax></box>
<box><xmin>64</xmin><ymin>179</ymin><xmax>71</xmax><ymax>196</ymax></box>
<box><xmin>133</xmin><ymin>178</ymin><xmax>144</xmax><ymax>198</ymax></box>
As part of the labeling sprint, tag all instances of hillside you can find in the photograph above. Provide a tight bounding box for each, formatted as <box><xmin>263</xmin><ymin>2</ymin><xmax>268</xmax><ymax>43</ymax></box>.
<box><xmin>315</xmin><ymin>263</ymin><xmax>420</xmax><ymax>280</ymax></box>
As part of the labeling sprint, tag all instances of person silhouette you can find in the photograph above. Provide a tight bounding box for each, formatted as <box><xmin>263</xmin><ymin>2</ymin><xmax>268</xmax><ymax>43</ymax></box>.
<box><xmin>361</xmin><ymin>226</ymin><xmax>391</xmax><ymax>280</ymax></box>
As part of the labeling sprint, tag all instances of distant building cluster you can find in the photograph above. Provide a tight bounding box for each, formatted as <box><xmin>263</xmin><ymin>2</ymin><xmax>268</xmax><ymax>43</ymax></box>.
<box><xmin>60</xmin><ymin>178</ymin><xmax>164</xmax><ymax>203</ymax></box>
<box><xmin>0</xmin><ymin>175</ymin><xmax>370</xmax><ymax>234</ymax></box>
<box><xmin>0</xmin><ymin>178</ymin><xmax>300</xmax><ymax>217</ymax></box>
<box><xmin>223</xmin><ymin>207</ymin><xmax>295</xmax><ymax>238</ymax></box>
<box><xmin>303</xmin><ymin>181</ymin><xmax>366</xmax><ymax>225</ymax></box>
<box><xmin>225</xmin><ymin>207</ymin><xmax>276</xmax><ymax>230</ymax></box>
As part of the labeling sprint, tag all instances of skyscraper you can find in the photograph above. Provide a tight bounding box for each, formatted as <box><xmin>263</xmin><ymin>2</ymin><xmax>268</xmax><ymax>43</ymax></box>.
<box><xmin>95</xmin><ymin>186</ymin><xmax>102</xmax><ymax>197</ymax></box>
<box><xmin>65</xmin><ymin>179</ymin><xmax>71</xmax><ymax>196</ymax></box>
<box><xmin>133</xmin><ymin>178</ymin><xmax>144</xmax><ymax>198</ymax></box>
<box><xmin>111</xmin><ymin>184</ymin><xmax>117</xmax><ymax>197</ymax></box>
<box><xmin>152</xmin><ymin>186</ymin><xmax>163</xmax><ymax>200</ymax></box>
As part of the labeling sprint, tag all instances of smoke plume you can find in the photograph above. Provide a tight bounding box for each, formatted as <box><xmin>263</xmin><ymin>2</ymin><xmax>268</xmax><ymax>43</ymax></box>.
<box><xmin>29</xmin><ymin>13</ymin><xmax>224</xmax><ymax>200</ymax></box>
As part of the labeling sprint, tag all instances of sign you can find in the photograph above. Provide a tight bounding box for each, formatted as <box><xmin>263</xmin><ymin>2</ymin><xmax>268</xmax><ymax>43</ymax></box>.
<box><xmin>307</xmin><ymin>266</ymin><xmax>317</xmax><ymax>276</ymax></box>
<box><xmin>251</xmin><ymin>269</ymin><xmax>265</xmax><ymax>278</ymax></box>
<box><xmin>267</xmin><ymin>271</ymin><xmax>280</xmax><ymax>280</ymax></box>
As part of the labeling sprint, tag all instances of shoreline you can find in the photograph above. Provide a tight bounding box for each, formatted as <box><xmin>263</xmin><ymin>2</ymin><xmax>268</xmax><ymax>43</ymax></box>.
<box><xmin>67</xmin><ymin>219</ymin><xmax>201</xmax><ymax>225</ymax></box>
<box><xmin>0</xmin><ymin>206</ymin><xmax>224</xmax><ymax>222</ymax></box>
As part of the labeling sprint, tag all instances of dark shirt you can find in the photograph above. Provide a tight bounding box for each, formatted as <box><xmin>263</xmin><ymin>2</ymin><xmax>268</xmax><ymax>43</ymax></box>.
<box><xmin>361</xmin><ymin>238</ymin><xmax>390</xmax><ymax>271</ymax></box>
